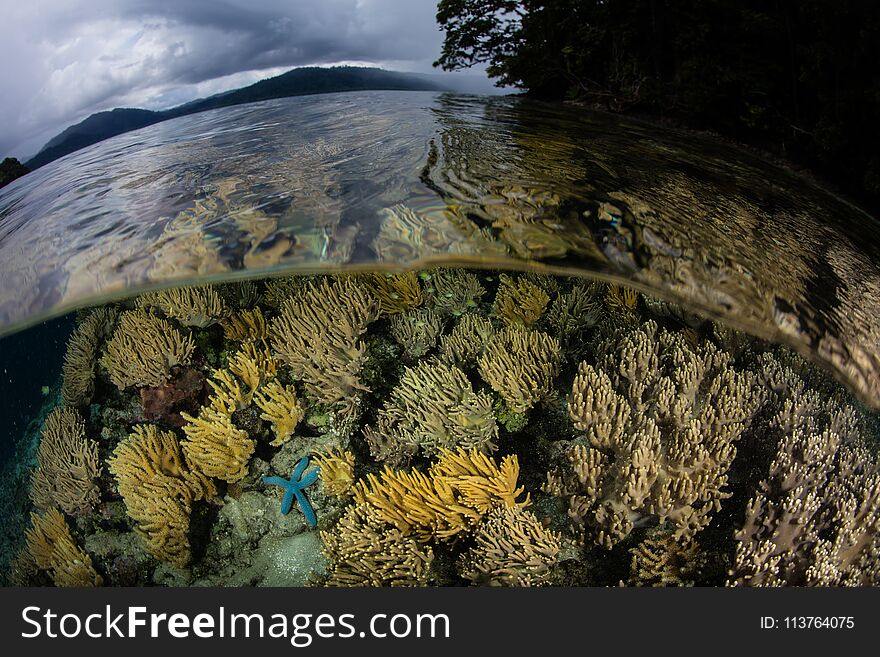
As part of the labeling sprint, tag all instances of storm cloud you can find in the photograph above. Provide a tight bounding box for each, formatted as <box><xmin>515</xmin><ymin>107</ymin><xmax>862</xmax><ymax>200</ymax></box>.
<box><xmin>0</xmin><ymin>0</ymin><xmax>492</xmax><ymax>159</ymax></box>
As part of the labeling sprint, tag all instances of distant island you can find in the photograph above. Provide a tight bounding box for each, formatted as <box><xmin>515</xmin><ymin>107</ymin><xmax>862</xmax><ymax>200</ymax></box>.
<box><xmin>24</xmin><ymin>66</ymin><xmax>445</xmax><ymax>171</ymax></box>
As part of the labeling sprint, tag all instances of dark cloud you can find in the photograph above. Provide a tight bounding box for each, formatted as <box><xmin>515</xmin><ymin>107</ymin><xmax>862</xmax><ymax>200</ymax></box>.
<box><xmin>0</xmin><ymin>0</ymin><xmax>494</xmax><ymax>159</ymax></box>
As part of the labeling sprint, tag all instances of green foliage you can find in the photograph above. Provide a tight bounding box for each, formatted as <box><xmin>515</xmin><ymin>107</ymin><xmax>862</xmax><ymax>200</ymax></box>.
<box><xmin>0</xmin><ymin>157</ymin><xmax>28</xmax><ymax>189</ymax></box>
<box><xmin>435</xmin><ymin>0</ymin><xmax>880</xmax><ymax>214</ymax></box>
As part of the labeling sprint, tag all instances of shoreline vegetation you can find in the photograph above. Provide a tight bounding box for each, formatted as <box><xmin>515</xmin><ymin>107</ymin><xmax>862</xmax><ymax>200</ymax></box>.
<box><xmin>434</xmin><ymin>0</ymin><xmax>880</xmax><ymax>217</ymax></box>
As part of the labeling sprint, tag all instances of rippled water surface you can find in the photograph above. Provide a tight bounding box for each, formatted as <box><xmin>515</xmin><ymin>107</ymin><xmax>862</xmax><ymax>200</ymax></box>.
<box><xmin>1</xmin><ymin>90</ymin><xmax>878</xmax><ymax>407</ymax></box>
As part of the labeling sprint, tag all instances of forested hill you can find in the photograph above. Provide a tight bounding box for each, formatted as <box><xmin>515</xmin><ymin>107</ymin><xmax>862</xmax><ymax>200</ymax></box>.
<box><xmin>25</xmin><ymin>67</ymin><xmax>443</xmax><ymax>170</ymax></box>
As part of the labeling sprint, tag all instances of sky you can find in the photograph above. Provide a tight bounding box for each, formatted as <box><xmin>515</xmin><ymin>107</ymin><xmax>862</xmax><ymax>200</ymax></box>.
<box><xmin>0</xmin><ymin>0</ymin><xmax>497</xmax><ymax>160</ymax></box>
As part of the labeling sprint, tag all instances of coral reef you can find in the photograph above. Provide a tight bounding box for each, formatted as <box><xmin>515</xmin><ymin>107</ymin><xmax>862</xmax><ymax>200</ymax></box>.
<box><xmin>313</xmin><ymin>449</ymin><xmax>356</xmax><ymax>497</ymax></box>
<box><xmin>543</xmin><ymin>321</ymin><xmax>763</xmax><ymax>548</ymax></box>
<box><xmin>389</xmin><ymin>308</ymin><xmax>443</xmax><ymax>359</ymax></box>
<box><xmin>438</xmin><ymin>313</ymin><xmax>495</xmax><ymax>367</ymax></box>
<box><xmin>254</xmin><ymin>380</ymin><xmax>304</xmax><ymax>446</ymax></box>
<box><xmin>729</xmin><ymin>387</ymin><xmax>880</xmax><ymax>586</ymax></box>
<box><xmin>269</xmin><ymin>277</ymin><xmax>379</xmax><ymax>417</ymax></box>
<box><xmin>137</xmin><ymin>285</ymin><xmax>230</xmax><ymax>327</ymax></box>
<box><xmin>459</xmin><ymin>505</ymin><xmax>561</xmax><ymax>586</ymax></box>
<box><xmin>223</xmin><ymin>308</ymin><xmax>269</xmax><ymax>342</ymax></box>
<box><xmin>492</xmin><ymin>273</ymin><xmax>550</xmax><ymax>328</ymax></box>
<box><xmin>101</xmin><ymin>309</ymin><xmax>195</xmax><ymax>389</ymax></box>
<box><xmin>25</xmin><ymin>508</ymin><xmax>102</xmax><ymax>587</ymax></box>
<box><xmin>627</xmin><ymin>530</ymin><xmax>703</xmax><ymax>586</ymax></box>
<box><xmin>109</xmin><ymin>424</ymin><xmax>216</xmax><ymax>567</ymax></box>
<box><xmin>352</xmin><ymin>448</ymin><xmax>529</xmax><ymax>543</ymax></box>
<box><xmin>424</xmin><ymin>268</ymin><xmax>485</xmax><ymax>316</ymax></box>
<box><xmin>60</xmin><ymin>306</ymin><xmax>118</xmax><ymax>407</ymax></box>
<box><xmin>477</xmin><ymin>327</ymin><xmax>561</xmax><ymax>414</ymax></box>
<box><xmin>321</xmin><ymin>503</ymin><xmax>434</xmax><ymax>586</ymax></box>
<box><xmin>361</xmin><ymin>272</ymin><xmax>423</xmax><ymax>315</ymax></box>
<box><xmin>363</xmin><ymin>361</ymin><xmax>498</xmax><ymax>464</ymax></box>
<box><xmin>30</xmin><ymin>407</ymin><xmax>100</xmax><ymax>517</ymax></box>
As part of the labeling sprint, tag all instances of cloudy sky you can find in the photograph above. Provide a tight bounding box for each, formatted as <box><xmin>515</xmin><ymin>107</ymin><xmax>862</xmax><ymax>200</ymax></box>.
<box><xmin>0</xmin><ymin>0</ymin><xmax>496</xmax><ymax>160</ymax></box>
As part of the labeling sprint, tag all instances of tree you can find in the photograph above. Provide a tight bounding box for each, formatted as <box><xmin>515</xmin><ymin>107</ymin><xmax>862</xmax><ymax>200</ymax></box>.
<box><xmin>0</xmin><ymin>157</ymin><xmax>29</xmax><ymax>189</ymax></box>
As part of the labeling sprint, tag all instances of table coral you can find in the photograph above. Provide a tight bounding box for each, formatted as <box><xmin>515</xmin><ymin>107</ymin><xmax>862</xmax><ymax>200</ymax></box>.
<box><xmin>544</xmin><ymin>320</ymin><xmax>763</xmax><ymax>548</ymax></box>
<box><xmin>101</xmin><ymin>309</ymin><xmax>195</xmax><ymax>389</ymax></box>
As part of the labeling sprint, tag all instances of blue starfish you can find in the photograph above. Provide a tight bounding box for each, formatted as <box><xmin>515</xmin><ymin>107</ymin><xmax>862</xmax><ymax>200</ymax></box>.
<box><xmin>263</xmin><ymin>456</ymin><xmax>320</xmax><ymax>527</ymax></box>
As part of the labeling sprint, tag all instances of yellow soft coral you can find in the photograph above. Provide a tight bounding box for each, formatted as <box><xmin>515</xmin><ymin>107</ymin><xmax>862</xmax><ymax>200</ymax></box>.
<box><xmin>109</xmin><ymin>424</ymin><xmax>216</xmax><ymax>567</ymax></box>
<box><xmin>254</xmin><ymin>380</ymin><xmax>304</xmax><ymax>446</ymax></box>
<box><xmin>180</xmin><ymin>407</ymin><xmax>254</xmax><ymax>483</ymax></box>
<box><xmin>25</xmin><ymin>508</ymin><xmax>102</xmax><ymax>587</ymax></box>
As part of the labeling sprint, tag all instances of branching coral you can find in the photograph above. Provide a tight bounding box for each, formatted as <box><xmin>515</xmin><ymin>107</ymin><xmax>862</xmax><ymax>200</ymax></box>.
<box><xmin>61</xmin><ymin>306</ymin><xmax>118</xmax><ymax>407</ymax></box>
<box><xmin>729</xmin><ymin>387</ymin><xmax>880</xmax><ymax>586</ymax></box>
<box><xmin>263</xmin><ymin>275</ymin><xmax>306</xmax><ymax>308</ymax></box>
<box><xmin>362</xmin><ymin>272</ymin><xmax>423</xmax><ymax>315</ymax></box>
<box><xmin>546</xmin><ymin>281</ymin><xmax>601</xmax><ymax>348</ymax></box>
<box><xmin>628</xmin><ymin>530</ymin><xmax>703</xmax><ymax>586</ymax></box>
<box><xmin>321</xmin><ymin>503</ymin><xmax>434</xmax><ymax>586</ymax></box>
<box><xmin>606</xmin><ymin>283</ymin><xmax>639</xmax><ymax>314</ymax></box>
<box><xmin>137</xmin><ymin>285</ymin><xmax>230</xmax><ymax>327</ymax></box>
<box><xmin>269</xmin><ymin>277</ymin><xmax>379</xmax><ymax>418</ymax></box>
<box><xmin>477</xmin><ymin>327</ymin><xmax>561</xmax><ymax>413</ymax></box>
<box><xmin>25</xmin><ymin>508</ymin><xmax>102</xmax><ymax>587</ymax></box>
<box><xmin>109</xmin><ymin>424</ymin><xmax>216</xmax><ymax>567</ymax></box>
<box><xmin>492</xmin><ymin>274</ymin><xmax>550</xmax><ymax>328</ymax></box>
<box><xmin>180</xmin><ymin>407</ymin><xmax>254</xmax><ymax>483</ymax></box>
<box><xmin>352</xmin><ymin>448</ymin><xmax>529</xmax><ymax>543</ymax></box>
<box><xmin>223</xmin><ymin>308</ymin><xmax>269</xmax><ymax>342</ymax></box>
<box><xmin>458</xmin><ymin>505</ymin><xmax>560</xmax><ymax>586</ymax></box>
<box><xmin>253</xmin><ymin>380</ymin><xmax>304</xmax><ymax>446</ymax></box>
<box><xmin>543</xmin><ymin>321</ymin><xmax>763</xmax><ymax>548</ymax></box>
<box><xmin>438</xmin><ymin>313</ymin><xmax>495</xmax><ymax>367</ymax></box>
<box><xmin>389</xmin><ymin>308</ymin><xmax>443</xmax><ymax>359</ymax></box>
<box><xmin>425</xmin><ymin>268</ymin><xmax>485</xmax><ymax>316</ymax></box>
<box><xmin>313</xmin><ymin>448</ymin><xmax>356</xmax><ymax>497</ymax></box>
<box><xmin>30</xmin><ymin>407</ymin><xmax>100</xmax><ymax>517</ymax></box>
<box><xmin>363</xmin><ymin>361</ymin><xmax>498</xmax><ymax>464</ymax></box>
<box><xmin>101</xmin><ymin>309</ymin><xmax>195</xmax><ymax>389</ymax></box>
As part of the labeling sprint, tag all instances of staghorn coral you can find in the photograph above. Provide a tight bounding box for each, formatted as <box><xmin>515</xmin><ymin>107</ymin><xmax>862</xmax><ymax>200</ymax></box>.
<box><xmin>729</xmin><ymin>388</ymin><xmax>880</xmax><ymax>586</ymax></box>
<box><xmin>544</xmin><ymin>321</ymin><xmax>763</xmax><ymax>548</ymax></box>
<box><xmin>459</xmin><ymin>505</ymin><xmax>561</xmax><ymax>586</ymax></box>
<box><xmin>353</xmin><ymin>448</ymin><xmax>529</xmax><ymax>543</ymax></box>
<box><xmin>223</xmin><ymin>307</ymin><xmax>269</xmax><ymax>342</ymax></box>
<box><xmin>425</xmin><ymin>268</ymin><xmax>485</xmax><ymax>316</ymax></box>
<box><xmin>321</xmin><ymin>503</ymin><xmax>434</xmax><ymax>587</ymax></box>
<box><xmin>270</xmin><ymin>277</ymin><xmax>379</xmax><ymax>418</ymax></box>
<box><xmin>313</xmin><ymin>448</ymin><xmax>356</xmax><ymax>497</ymax></box>
<box><xmin>253</xmin><ymin>380</ymin><xmax>304</xmax><ymax>446</ymax></box>
<box><xmin>389</xmin><ymin>308</ymin><xmax>443</xmax><ymax>359</ymax></box>
<box><xmin>137</xmin><ymin>285</ymin><xmax>230</xmax><ymax>327</ymax></box>
<box><xmin>109</xmin><ymin>424</ymin><xmax>216</xmax><ymax>567</ymax></box>
<box><xmin>180</xmin><ymin>406</ymin><xmax>254</xmax><ymax>483</ymax></box>
<box><xmin>101</xmin><ymin>309</ymin><xmax>195</xmax><ymax>389</ymax></box>
<box><xmin>492</xmin><ymin>273</ymin><xmax>550</xmax><ymax>328</ymax></box>
<box><xmin>25</xmin><ymin>508</ymin><xmax>102</xmax><ymax>587</ymax></box>
<box><xmin>438</xmin><ymin>313</ymin><xmax>495</xmax><ymax>367</ymax></box>
<box><xmin>30</xmin><ymin>407</ymin><xmax>100</xmax><ymax>517</ymax></box>
<box><xmin>363</xmin><ymin>361</ymin><xmax>498</xmax><ymax>464</ymax></box>
<box><xmin>61</xmin><ymin>306</ymin><xmax>118</xmax><ymax>407</ymax></box>
<box><xmin>477</xmin><ymin>327</ymin><xmax>561</xmax><ymax>413</ymax></box>
<box><xmin>362</xmin><ymin>271</ymin><xmax>423</xmax><ymax>315</ymax></box>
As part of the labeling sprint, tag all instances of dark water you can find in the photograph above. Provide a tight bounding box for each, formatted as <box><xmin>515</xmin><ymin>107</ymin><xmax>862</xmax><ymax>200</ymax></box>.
<box><xmin>0</xmin><ymin>91</ymin><xmax>878</xmax><ymax>588</ymax></box>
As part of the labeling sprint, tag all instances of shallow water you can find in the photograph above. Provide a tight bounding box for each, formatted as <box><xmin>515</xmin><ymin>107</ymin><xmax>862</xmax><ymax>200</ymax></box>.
<box><xmin>1</xmin><ymin>91</ymin><xmax>879</xmax><ymax>588</ymax></box>
<box><xmin>0</xmin><ymin>91</ymin><xmax>878</xmax><ymax>408</ymax></box>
